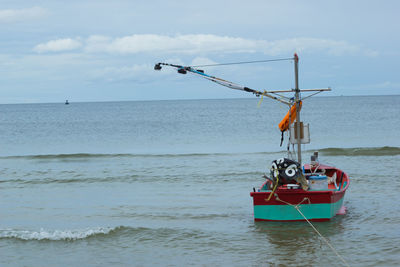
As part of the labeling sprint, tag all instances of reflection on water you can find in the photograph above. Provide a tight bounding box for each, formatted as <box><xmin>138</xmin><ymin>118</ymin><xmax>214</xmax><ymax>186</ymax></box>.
<box><xmin>253</xmin><ymin>216</ymin><xmax>348</xmax><ymax>265</ymax></box>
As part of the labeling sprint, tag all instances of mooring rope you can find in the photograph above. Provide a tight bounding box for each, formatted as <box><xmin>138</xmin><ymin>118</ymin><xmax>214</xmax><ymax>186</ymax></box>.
<box><xmin>275</xmin><ymin>194</ymin><xmax>350</xmax><ymax>267</ymax></box>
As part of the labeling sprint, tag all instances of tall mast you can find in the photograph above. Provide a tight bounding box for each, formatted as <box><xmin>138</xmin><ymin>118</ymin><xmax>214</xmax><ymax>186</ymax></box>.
<box><xmin>294</xmin><ymin>53</ymin><xmax>302</xmax><ymax>165</ymax></box>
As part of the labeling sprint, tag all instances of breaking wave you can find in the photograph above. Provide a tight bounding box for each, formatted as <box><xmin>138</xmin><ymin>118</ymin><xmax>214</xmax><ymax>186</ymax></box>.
<box><xmin>0</xmin><ymin>226</ymin><xmax>125</xmax><ymax>241</ymax></box>
<box><xmin>318</xmin><ymin>146</ymin><xmax>400</xmax><ymax>156</ymax></box>
<box><xmin>0</xmin><ymin>226</ymin><xmax>212</xmax><ymax>243</ymax></box>
<box><xmin>1</xmin><ymin>147</ymin><xmax>396</xmax><ymax>161</ymax></box>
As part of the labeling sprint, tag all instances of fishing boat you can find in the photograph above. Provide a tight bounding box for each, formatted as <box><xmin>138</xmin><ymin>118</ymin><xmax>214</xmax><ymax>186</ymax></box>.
<box><xmin>251</xmin><ymin>159</ymin><xmax>349</xmax><ymax>222</ymax></box>
<box><xmin>154</xmin><ymin>53</ymin><xmax>349</xmax><ymax>222</ymax></box>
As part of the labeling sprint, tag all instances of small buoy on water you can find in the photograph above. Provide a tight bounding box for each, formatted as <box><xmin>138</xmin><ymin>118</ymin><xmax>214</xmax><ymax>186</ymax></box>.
<box><xmin>65</xmin><ymin>100</ymin><xmax>69</xmax><ymax>105</ymax></box>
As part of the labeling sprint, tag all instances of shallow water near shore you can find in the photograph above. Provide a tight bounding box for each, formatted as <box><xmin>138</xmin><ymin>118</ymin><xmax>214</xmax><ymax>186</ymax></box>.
<box><xmin>1</xmin><ymin>96</ymin><xmax>400</xmax><ymax>266</ymax></box>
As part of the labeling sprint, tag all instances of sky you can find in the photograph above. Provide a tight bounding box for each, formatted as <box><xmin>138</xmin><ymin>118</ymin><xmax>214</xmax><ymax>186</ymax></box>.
<box><xmin>0</xmin><ymin>0</ymin><xmax>399</xmax><ymax>104</ymax></box>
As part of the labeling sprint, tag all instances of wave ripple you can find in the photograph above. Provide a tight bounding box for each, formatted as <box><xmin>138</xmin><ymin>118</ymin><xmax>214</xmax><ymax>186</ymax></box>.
<box><xmin>319</xmin><ymin>146</ymin><xmax>400</xmax><ymax>156</ymax></box>
<box><xmin>0</xmin><ymin>226</ymin><xmax>122</xmax><ymax>241</ymax></box>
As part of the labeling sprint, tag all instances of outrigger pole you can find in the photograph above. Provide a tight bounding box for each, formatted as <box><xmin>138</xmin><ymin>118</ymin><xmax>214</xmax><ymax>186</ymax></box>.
<box><xmin>154</xmin><ymin>54</ymin><xmax>331</xmax><ymax>165</ymax></box>
<box><xmin>154</xmin><ymin>61</ymin><xmax>291</xmax><ymax>106</ymax></box>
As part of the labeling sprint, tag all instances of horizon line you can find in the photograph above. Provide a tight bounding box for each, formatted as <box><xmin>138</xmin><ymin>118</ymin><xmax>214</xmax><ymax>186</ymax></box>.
<box><xmin>0</xmin><ymin>93</ymin><xmax>399</xmax><ymax>105</ymax></box>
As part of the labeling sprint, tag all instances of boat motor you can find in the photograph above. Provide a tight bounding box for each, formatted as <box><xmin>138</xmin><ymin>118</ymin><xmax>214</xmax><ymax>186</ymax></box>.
<box><xmin>270</xmin><ymin>158</ymin><xmax>308</xmax><ymax>190</ymax></box>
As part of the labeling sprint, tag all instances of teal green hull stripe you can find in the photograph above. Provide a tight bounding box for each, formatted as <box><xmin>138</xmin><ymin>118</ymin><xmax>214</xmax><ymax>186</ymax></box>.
<box><xmin>254</xmin><ymin>198</ymin><xmax>344</xmax><ymax>221</ymax></box>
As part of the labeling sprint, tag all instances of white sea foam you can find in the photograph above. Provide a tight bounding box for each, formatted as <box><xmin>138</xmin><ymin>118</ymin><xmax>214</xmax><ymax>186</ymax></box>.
<box><xmin>0</xmin><ymin>226</ymin><xmax>118</xmax><ymax>241</ymax></box>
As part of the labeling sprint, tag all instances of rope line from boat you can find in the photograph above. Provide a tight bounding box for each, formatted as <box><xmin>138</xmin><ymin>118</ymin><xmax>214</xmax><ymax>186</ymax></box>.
<box><xmin>188</xmin><ymin>57</ymin><xmax>293</xmax><ymax>68</ymax></box>
<box><xmin>265</xmin><ymin>174</ymin><xmax>279</xmax><ymax>202</ymax></box>
<box><xmin>257</xmin><ymin>90</ymin><xmax>267</xmax><ymax>108</ymax></box>
<box><xmin>274</xmin><ymin>194</ymin><xmax>350</xmax><ymax>267</ymax></box>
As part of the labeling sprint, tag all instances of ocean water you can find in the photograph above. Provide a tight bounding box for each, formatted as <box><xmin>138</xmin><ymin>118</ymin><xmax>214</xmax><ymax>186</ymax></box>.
<box><xmin>0</xmin><ymin>96</ymin><xmax>399</xmax><ymax>266</ymax></box>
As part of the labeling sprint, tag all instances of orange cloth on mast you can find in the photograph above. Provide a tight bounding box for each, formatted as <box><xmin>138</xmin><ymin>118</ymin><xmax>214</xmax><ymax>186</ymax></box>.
<box><xmin>278</xmin><ymin>101</ymin><xmax>302</xmax><ymax>132</ymax></box>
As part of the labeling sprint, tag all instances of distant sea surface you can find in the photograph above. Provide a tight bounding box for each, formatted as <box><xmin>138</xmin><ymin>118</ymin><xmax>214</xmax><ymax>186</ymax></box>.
<box><xmin>1</xmin><ymin>96</ymin><xmax>399</xmax><ymax>266</ymax></box>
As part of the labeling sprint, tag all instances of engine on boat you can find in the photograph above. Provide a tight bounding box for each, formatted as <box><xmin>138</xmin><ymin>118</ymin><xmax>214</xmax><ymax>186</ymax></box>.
<box><xmin>269</xmin><ymin>158</ymin><xmax>309</xmax><ymax>190</ymax></box>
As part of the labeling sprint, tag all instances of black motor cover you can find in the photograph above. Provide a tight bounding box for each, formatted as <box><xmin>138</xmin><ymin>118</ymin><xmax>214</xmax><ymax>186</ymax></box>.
<box><xmin>270</xmin><ymin>158</ymin><xmax>303</xmax><ymax>185</ymax></box>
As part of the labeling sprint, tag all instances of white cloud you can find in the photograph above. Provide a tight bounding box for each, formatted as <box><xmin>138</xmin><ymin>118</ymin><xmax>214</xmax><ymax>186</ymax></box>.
<box><xmin>0</xmin><ymin>7</ymin><xmax>47</xmax><ymax>23</ymax></box>
<box><xmin>89</xmin><ymin>62</ymin><xmax>185</xmax><ymax>84</ymax></box>
<box><xmin>34</xmin><ymin>38</ymin><xmax>82</xmax><ymax>53</ymax></box>
<box><xmin>83</xmin><ymin>34</ymin><xmax>259</xmax><ymax>54</ymax></box>
<box><xmin>85</xmin><ymin>35</ymin><xmax>112</xmax><ymax>53</ymax></box>
<box><xmin>34</xmin><ymin>34</ymin><xmax>376</xmax><ymax>57</ymax></box>
<box><xmin>363</xmin><ymin>81</ymin><xmax>400</xmax><ymax>89</ymax></box>
<box><xmin>89</xmin><ymin>64</ymin><xmax>152</xmax><ymax>82</ymax></box>
<box><xmin>84</xmin><ymin>34</ymin><xmax>367</xmax><ymax>56</ymax></box>
<box><xmin>337</xmin><ymin>81</ymin><xmax>400</xmax><ymax>94</ymax></box>
<box><xmin>190</xmin><ymin>57</ymin><xmax>218</xmax><ymax>66</ymax></box>
<box><xmin>263</xmin><ymin>38</ymin><xmax>361</xmax><ymax>56</ymax></box>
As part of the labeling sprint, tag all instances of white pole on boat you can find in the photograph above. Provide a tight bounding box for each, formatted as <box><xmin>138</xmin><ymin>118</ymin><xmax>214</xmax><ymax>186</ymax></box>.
<box><xmin>294</xmin><ymin>53</ymin><xmax>302</xmax><ymax>165</ymax></box>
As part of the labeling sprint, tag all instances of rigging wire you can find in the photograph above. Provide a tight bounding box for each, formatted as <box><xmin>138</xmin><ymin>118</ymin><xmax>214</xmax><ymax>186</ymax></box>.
<box><xmin>189</xmin><ymin>57</ymin><xmax>293</xmax><ymax>68</ymax></box>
